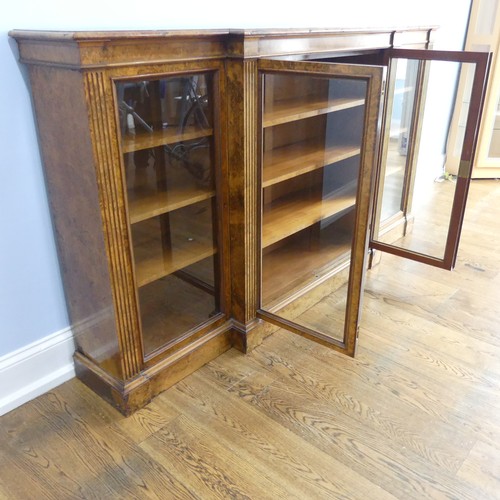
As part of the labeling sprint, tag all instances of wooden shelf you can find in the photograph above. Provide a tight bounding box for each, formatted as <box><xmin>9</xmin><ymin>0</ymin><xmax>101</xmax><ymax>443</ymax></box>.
<box><xmin>263</xmin><ymin>141</ymin><xmax>360</xmax><ymax>187</ymax></box>
<box><xmin>125</xmin><ymin>153</ymin><xmax>214</xmax><ymax>224</ymax></box>
<box><xmin>135</xmin><ymin>236</ymin><xmax>215</xmax><ymax>288</ymax></box>
<box><xmin>128</xmin><ymin>187</ymin><xmax>215</xmax><ymax>224</ymax></box>
<box><xmin>123</xmin><ymin>126</ymin><xmax>212</xmax><ymax>153</ymax></box>
<box><xmin>263</xmin><ymin>96</ymin><xmax>365</xmax><ymax>128</ymax></box>
<box><xmin>262</xmin><ymin>224</ymin><xmax>352</xmax><ymax>307</ymax></box>
<box><xmin>132</xmin><ymin>201</ymin><xmax>216</xmax><ymax>287</ymax></box>
<box><xmin>262</xmin><ymin>182</ymin><xmax>357</xmax><ymax>248</ymax></box>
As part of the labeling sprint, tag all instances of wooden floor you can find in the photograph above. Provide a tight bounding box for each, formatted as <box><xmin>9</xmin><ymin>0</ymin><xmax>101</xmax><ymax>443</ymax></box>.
<box><xmin>1</xmin><ymin>180</ymin><xmax>499</xmax><ymax>499</ymax></box>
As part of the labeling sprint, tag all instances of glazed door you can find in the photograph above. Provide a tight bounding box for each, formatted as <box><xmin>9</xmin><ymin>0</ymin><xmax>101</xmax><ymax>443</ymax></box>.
<box><xmin>371</xmin><ymin>49</ymin><xmax>491</xmax><ymax>269</ymax></box>
<box><xmin>114</xmin><ymin>71</ymin><xmax>225</xmax><ymax>361</ymax></box>
<box><xmin>257</xmin><ymin>59</ymin><xmax>383</xmax><ymax>356</ymax></box>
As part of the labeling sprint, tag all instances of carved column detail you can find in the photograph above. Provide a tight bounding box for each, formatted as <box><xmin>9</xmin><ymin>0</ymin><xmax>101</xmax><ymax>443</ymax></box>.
<box><xmin>227</xmin><ymin>57</ymin><xmax>260</xmax><ymax>330</ymax></box>
<box><xmin>84</xmin><ymin>71</ymin><xmax>143</xmax><ymax>380</ymax></box>
<box><xmin>243</xmin><ymin>59</ymin><xmax>259</xmax><ymax>325</ymax></box>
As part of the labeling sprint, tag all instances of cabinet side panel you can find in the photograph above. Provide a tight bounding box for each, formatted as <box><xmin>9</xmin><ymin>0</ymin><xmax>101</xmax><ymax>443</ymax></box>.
<box><xmin>28</xmin><ymin>65</ymin><xmax>123</xmax><ymax>379</ymax></box>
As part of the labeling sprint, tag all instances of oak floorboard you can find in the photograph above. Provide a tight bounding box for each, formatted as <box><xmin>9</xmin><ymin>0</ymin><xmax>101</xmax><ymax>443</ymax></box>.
<box><xmin>218</xmin><ymin>362</ymin><xmax>486</xmax><ymax>500</ymax></box>
<box><xmin>361</xmin><ymin>294</ymin><xmax>500</xmax><ymax>378</ymax></box>
<box><xmin>53</xmin><ymin>378</ymin><xmax>125</xmax><ymax>426</ymax></box>
<box><xmin>248</xmin><ymin>339</ymin><xmax>476</xmax><ymax>475</ymax></box>
<box><xmin>202</xmin><ymin>347</ymin><xmax>281</xmax><ymax>392</ymax></box>
<box><xmin>287</xmin><ymin>327</ymin><xmax>500</xmax><ymax>446</ymax></box>
<box><xmin>1</xmin><ymin>388</ymin><xmax>197</xmax><ymax>500</ymax></box>
<box><xmin>457</xmin><ymin>440</ymin><xmax>500</xmax><ymax>499</ymax></box>
<box><xmin>0</xmin><ymin>392</ymin><xmax>129</xmax><ymax>499</ymax></box>
<box><xmin>360</xmin><ymin>329</ymin><xmax>500</xmax><ymax>411</ymax></box>
<box><xmin>157</xmin><ymin>372</ymin><xmax>396</xmax><ymax>500</ymax></box>
<box><xmin>362</xmin><ymin>265</ymin><xmax>458</xmax><ymax>314</ymax></box>
<box><xmin>140</xmin><ymin>413</ymin><xmax>292</xmax><ymax>499</ymax></box>
<box><xmin>363</xmin><ymin>282</ymin><xmax>500</xmax><ymax>349</ymax></box>
<box><xmin>59</xmin><ymin>379</ymin><xmax>181</xmax><ymax>446</ymax></box>
<box><xmin>196</xmin><ymin>341</ymin><xmax>483</xmax><ymax>498</ymax></box>
<box><xmin>359</xmin><ymin>341</ymin><xmax>500</xmax><ymax>448</ymax></box>
<box><xmin>370</xmin><ymin>250</ymin><xmax>499</xmax><ymax>300</ymax></box>
<box><xmin>431</xmin><ymin>287</ymin><xmax>500</xmax><ymax>347</ymax></box>
<box><xmin>0</xmin><ymin>445</ymin><xmax>65</xmax><ymax>500</ymax></box>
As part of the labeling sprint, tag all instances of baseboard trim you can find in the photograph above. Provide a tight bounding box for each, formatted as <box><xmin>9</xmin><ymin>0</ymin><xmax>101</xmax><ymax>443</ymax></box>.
<box><xmin>0</xmin><ymin>327</ymin><xmax>76</xmax><ymax>416</ymax></box>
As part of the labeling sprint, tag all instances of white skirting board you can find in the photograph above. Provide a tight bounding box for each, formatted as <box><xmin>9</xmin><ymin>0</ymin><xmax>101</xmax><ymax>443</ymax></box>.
<box><xmin>0</xmin><ymin>327</ymin><xmax>76</xmax><ymax>416</ymax></box>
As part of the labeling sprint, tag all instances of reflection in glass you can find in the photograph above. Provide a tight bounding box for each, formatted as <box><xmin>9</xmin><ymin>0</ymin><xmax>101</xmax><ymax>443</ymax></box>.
<box><xmin>390</xmin><ymin>61</ymin><xmax>475</xmax><ymax>259</ymax></box>
<box><xmin>116</xmin><ymin>74</ymin><xmax>220</xmax><ymax>356</ymax></box>
<box><xmin>260</xmin><ymin>73</ymin><xmax>367</xmax><ymax>342</ymax></box>
<box><xmin>380</xmin><ymin>59</ymin><xmax>418</xmax><ymax>221</ymax></box>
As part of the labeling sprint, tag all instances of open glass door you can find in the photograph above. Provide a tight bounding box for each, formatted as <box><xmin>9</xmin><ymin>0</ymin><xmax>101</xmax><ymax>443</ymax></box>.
<box><xmin>256</xmin><ymin>59</ymin><xmax>383</xmax><ymax>356</ymax></box>
<box><xmin>371</xmin><ymin>49</ymin><xmax>491</xmax><ymax>270</ymax></box>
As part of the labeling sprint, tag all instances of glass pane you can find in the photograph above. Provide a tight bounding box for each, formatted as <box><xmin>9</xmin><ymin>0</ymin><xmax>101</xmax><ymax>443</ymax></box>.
<box><xmin>398</xmin><ymin>60</ymin><xmax>474</xmax><ymax>258</ymax></box>
<box><xmin>380</xmin><ymin>59</ymin><xmax>418</xmax><ymax>221</ymax></box>
<box><xmin>375</xmin><ymin>59</ymin><xmax>478</xmax><ymax>260</ymax></box>
<box><xmin>116</xmin><ymin>74</ymin><xmax>220</xmax><ymax>356</ymax></box>
<box><xmin>261</xmin><ymin>73</ymin><xmax>368</xmax><ymax>342</ymax></box>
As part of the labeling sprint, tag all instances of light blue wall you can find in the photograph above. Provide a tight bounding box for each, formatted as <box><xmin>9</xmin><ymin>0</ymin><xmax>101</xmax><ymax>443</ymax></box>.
<box><xmin>0</xmin><ymin>0</ymin><xmax>471</xmax><ymax>357</ymax></box>
<box><xmin>0</xmin><ymin>30</ymin><xmax>68</xmax><ymax>356</ymax></box>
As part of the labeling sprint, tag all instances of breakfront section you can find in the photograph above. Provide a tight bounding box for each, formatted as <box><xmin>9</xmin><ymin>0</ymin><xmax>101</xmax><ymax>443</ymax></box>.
<box><xmin>230</xmin><ymin>29</ymin><xmax>490</xmax><ymax>355</ymax></box>
<box><xmin>11</xmin><ymin>31</ymin><xmax>232</xmax><ymax>414</ymax></box>
<box><xmin>225</xmin><ymin>27</ymin><xmax>436</xmax><ymax>354</ymax></box>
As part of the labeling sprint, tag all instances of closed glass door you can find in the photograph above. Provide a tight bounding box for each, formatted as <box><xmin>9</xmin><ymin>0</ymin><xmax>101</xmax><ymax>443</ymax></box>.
<box><xmin>258</xmin><ymin>60</ymin><xmax>382</xmax><ymax>355</ymax></box>
<box><xmin>115</xmin><ymin>73</ymin><xmax>222</xmax><ymax>357</ymax></box>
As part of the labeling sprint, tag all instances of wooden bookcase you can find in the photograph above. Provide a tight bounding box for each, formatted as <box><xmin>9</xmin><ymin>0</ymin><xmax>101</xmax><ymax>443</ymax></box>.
<box><xmin>10</xmin><ymin>28</ymin><xmax>489</xmax><ymax>414</ymax></box>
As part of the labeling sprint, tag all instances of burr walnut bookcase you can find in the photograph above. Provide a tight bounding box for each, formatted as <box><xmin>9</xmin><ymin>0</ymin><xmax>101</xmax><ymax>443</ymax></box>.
<box><xmin>10</xmin><ymin>28</ymin><xmax>489</xmax><ymax>414</ymax></box>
